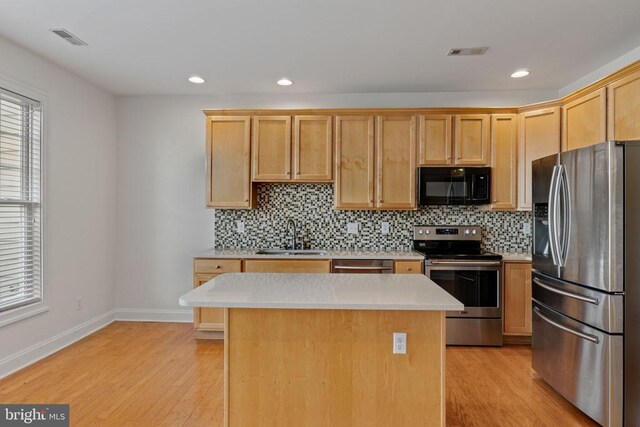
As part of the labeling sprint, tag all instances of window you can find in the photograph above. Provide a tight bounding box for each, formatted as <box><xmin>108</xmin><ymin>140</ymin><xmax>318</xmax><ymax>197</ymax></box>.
<box><xmin>0</xmin><ymin>87</ymin><xmax>42</xmax><ymax>314</ymax></box>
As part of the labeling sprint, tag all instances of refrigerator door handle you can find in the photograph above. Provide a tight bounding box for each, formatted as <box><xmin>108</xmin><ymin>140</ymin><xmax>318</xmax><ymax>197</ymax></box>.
<box><xmin>558</xmin><ymin>165</ymin><xmax>572</xmax><ymax>267</ymax></box>
<box><xmin>533</xmin><ymin>277</ymin><xmax>600</xmax><ymax>305</ymax></box>
<box><xmin>548</xmin><ymin>165</ymin><xmax>560</xmax><ymax>266</ymax></box>
<box><xmin>533</xmin><ymin>306</ymin><xmax>599</xmax><ymax>344</ymax></box>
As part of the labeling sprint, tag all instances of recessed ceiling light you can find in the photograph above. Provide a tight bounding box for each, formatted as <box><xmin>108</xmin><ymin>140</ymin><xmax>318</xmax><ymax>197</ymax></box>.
<box><xmin>188</xmin><ymin>76</ymin><xmax>205</xmax><ymax>84</ymax></box>
<box><xmin>510</xmin><ymin>69</ymin><xmax>530</xmax><ymax>78</ymax></box>
<box><xmin>277</xmin><ymin>78</ymin><xmax>293</xmax><ymax>86</ymax></box>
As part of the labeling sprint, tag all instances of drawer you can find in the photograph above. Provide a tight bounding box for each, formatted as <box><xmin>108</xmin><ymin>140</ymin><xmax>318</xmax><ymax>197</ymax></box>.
<box><xmin>394</xmin><ymin>260</ymin><xmax>423</xmax><ymax>274</ymax></box>
<box><xmin>194</xmin><ymin>259</ymin><xmax>242</xmax><ymax>274</ymax></box>
<box><xmin>244</xmin><ymin>259</ymin><xmax>331</xmax><ymax>273</ymax></box>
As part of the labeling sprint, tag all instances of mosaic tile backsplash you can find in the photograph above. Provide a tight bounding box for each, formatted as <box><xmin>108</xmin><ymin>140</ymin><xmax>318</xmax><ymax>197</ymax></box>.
<box><xmin>214</xmin><ymin>184</ymin><xmax>532</xmax><ymax>253</ymax></box>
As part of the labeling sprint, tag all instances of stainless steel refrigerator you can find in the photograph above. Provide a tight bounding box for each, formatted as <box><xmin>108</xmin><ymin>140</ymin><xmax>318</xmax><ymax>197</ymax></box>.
<box><xmin>532</xmin><ymin>140</ymin><xmax>640</xmax><ymax>427</ymax></box>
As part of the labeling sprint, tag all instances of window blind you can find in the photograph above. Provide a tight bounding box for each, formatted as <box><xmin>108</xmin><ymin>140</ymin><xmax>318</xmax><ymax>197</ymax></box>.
<box><xmin>0</xmin><ymin>88</ymin><xmax>42</xmax><ymax>313</ymax></box>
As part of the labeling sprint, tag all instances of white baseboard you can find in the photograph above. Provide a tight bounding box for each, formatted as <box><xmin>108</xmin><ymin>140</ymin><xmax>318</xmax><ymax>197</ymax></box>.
<box><xmin>0</xmin><ymin>310</ymin><xmax>115</xmax><ymax>380</ymax></box>
<box><xmin>113</xmin><ymin>308</ymin><xmax>193</xmax><ymax>323</ymax></box>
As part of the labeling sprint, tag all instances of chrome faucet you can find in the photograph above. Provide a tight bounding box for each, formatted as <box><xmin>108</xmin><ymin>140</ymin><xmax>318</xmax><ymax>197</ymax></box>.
<box><xmin>286</xmin><ymin>219</ymin><xmax>297</xmax><ymax>250</ymax></box>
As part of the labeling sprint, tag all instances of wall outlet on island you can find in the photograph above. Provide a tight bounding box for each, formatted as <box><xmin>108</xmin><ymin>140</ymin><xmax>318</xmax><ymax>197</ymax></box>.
<box><xmin>522</xmin><ymin>222</ymin><xmax>531</xmax><ymax>235</ymax></box>
<box><xmin>347</xmin><ymin>222</ymin><xmax>359</xmax><ymax>234</ymax></box>
<box><xmin>393</xmin><ymin>332</ymin><xmax>407</xmax><ymax>354</ymax></box>
<box><xmin>236</xmin><ymin>221</ymin><xmax>245</xmax><ymax>233</ymax></box>
<box><xmin>381</xmin><ymin>222</ymin><xmax>390</xmax><ymax>235</ymax></box>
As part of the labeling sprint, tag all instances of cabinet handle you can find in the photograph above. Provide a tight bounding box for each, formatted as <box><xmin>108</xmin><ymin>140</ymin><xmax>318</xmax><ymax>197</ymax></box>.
<box><xmin>457</xmin><ymin>156</ymin><xmax>461</xmax><ymax>159</ymax></box>
<box><xmin>406</xmin><ymin>267</ymin><xmax>412</xmax><ymax>271</ymax></box>
<box><xmin>447</xmin><ymin>156</ymin><xmax>451</xmax><ymax>160</ymax></box>
<box><xmin>492</xmin><ymin>199</ymin><xmax>497</xmax><ymax>203</ymax></box>
<box><xmin>245</xmin><ymin>199</ymin><xmax>249</xmax><ymax>202</ymax></box>
<box><xmin>215</xmin><ymin>265</ymin><xmax>221</xmax><ymax>269</ymax></box>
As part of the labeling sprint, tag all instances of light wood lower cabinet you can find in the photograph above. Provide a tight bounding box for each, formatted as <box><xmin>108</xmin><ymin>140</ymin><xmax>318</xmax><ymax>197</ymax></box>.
<box><xmin>393</xmin><ymin>260</ymin><xmax>423</xmax><ymax>274</ymax></box>
<box><xmin>193</xmin><ymin>259</ymin><xmax>242</xmax><ymax>339</ymax></box>
<box><xmin>244</xmin><ymin>259</ymin><xmax>331</xmax><ymax>273</ymax></box>
<box><xmin>503</xmin><ymin>261</ymin><xmax>532</xmax><ymax>337</ymax></box>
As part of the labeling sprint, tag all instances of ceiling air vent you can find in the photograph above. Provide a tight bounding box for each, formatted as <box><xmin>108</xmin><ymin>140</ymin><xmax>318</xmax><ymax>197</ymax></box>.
<box><xmin>50</xmin><ymin>29</ymin><xmax>88</xmax><ymax>46</ymax></box>
<box><xmin>448</xmin><ymin>47</ymin><xmax>489</xmax><ymax>56</ymax></box>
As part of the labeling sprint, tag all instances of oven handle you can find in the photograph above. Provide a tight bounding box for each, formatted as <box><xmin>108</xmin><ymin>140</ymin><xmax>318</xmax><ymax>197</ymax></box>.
<box><xmin>533</xmin><ymin>278</ymin><xmax>599</xmax><ymax>305</ymax></box>
<box><xmin>428</xmin><ymin>260</ymin><xmax>501</xmax><ymax>266</ymax></box>
<box><xmin>533</xmin><ymin>306</ymin><xmax>599</xmax><ymax>344</ymax></box>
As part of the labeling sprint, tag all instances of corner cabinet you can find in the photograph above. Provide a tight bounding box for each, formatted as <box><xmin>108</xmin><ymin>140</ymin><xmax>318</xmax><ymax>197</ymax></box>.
<box><xmin>607</xmin><ymin>68</ymin><xmax>640</xmax><ymax>140</ymax></box>
<box><xmin>503</xmin><ymin>261</ymin><xmax>532</xmax><ymax>337</ymax></box>
<box><xmin>335</xmin><ymin>115</ymin><xmax>417</xmax><ymax>210</ymax></box>
<box><xmin>490</xmin><ymin>114</ymin><xmax>518</xmax><ymax>210</ymax></box>
<box><xmin>562</xmin><ymin>88</ymin><xmax>607</xmax><ymax>152</ymax></box>
<box><xmin>517</xmin><ymin>107</ymin><xmax>561</xmax><ymax>210</ymax></box>
<box><xmin>206</xmin><ymin>116</ymin><xmax>254</xmax><ymax>208</ymax></box>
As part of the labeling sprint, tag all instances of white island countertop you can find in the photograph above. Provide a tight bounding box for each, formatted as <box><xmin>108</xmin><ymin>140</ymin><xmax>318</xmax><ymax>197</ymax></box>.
<box><xmin>179</xmin><ymin>273</ymin><xmax>463</xmax><ymax>311</ymax></box>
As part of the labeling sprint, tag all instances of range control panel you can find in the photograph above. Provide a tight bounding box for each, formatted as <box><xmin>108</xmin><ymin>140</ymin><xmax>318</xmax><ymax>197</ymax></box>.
<box><xmin>413</xmin><ymin>226</ymin><xmax>482</xmax><ymax>241</ymax></box>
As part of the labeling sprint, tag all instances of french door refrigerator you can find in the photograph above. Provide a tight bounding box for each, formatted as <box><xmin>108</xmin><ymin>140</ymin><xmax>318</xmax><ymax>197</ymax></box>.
<box><xmin>532</xmin><ymin>140</ymin><xmax>640</xmax><ymax>427</ymax></box>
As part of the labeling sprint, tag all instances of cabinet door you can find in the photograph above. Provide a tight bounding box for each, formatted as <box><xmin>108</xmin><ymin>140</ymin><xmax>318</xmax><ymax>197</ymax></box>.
<box><xmin>454</xmin><ymin>114</ymin><xmax>490</xmax><ymax>165</ymax></box>
<box><xmin>193</xmin><ymin>273</ymin><xmax>224</xmax><ymax>332</ymax></box>
<box><xmin>393</xmin><ymin>260</ymin><xmax>423</xmax><ymax>274</ymax></box>
<box><xmin>206</xmin><ymin>116</ymin><xmax>253</xmax><ymax>208</ymax></box>
<box><xmin>334</xmin><ymin>116</ymin><xmax>375</xmax><ymax>209</ymax></box>
<box><xmin>244</xmin><ymin>259</ymin><xmax>331</xmax><ymax>273</ymax></box>
<box><xmin>376</xmin><ymin>115</ymin><xmax>417</xmax><ymax>209</ymax></box>
<box><xmin>490</xmin><ymin>114</ymin><xmax>518</xmax><ymax>210</ymax></box>
<box><xmin>418</xmin><ymin>115</ymin><xmax>452</xmax><ymax>165</ymax></box>
<box><xmin>252</xmin><ymin>116</ymin><xmax>292</xmax><ymax>181</ymax></box>
<box><xmin>517</xmin><ymin>107</ymin><xmax>561</xmax><ymax>209</ymax></box>
<box><xmin>503</xmin><ymin>262</ymin><xmax>532</xmax><ymax>336</ymax></box>
<box><xmin>293</xmin><ymin>116</ymin><xmax>333</xmax><ymax>181</ymax></box>
<box><xmin>607</xmin><ymin>69</ymin><xmax>640</xmax><ymax>140</ymax></box>
<box><xmin>562</xmin><ymin>88</ymin><xmax>607</xmax><ymax>151</ymax></box>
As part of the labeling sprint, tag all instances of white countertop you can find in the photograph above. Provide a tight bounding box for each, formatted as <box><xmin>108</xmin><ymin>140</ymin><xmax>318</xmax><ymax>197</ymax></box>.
<box><xmin>499</xmin><ymin>252</ymin><xmax>532</xmax><ymax>262</ymax></box>
<box><xmin>179</xmin><ymin>273</ymin><xmax>463</xmax><ymax>311</ymax></box>
<box><xmin>193</xmin><ymin>248</ymin><xmax>425</xmax><ymax>260</ymax></box>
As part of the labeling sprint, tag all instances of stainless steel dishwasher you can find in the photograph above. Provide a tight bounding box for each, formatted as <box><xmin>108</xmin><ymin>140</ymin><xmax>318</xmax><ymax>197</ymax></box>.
<box><xmin>332</xmin><ymin>259</ymin><xmax>393</xmax><ymax>274</ymax></box>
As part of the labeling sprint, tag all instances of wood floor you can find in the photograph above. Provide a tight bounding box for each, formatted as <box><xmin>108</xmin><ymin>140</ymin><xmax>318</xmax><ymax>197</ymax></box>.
<box><xmin>0</xmin><ymin>322</ymin><xmax>597</xmax><ymax>426</ymax></box>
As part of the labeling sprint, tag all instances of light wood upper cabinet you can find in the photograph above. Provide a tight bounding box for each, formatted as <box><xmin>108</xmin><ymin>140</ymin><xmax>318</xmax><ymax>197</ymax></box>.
<box><xmin>454</xmin><ymin>114</ymin><xmax>490</xmax><ymax>165</ymax></box>
<box><xmin>518</xmin><ymin>107</ymin><xmax>561</xmax><ymax>210</ymax></box>
<box><xmin>607</xmin><ymin>69</ymin><xmax>640</xmax><ymax>140</ymax></box>
<box><xmin>376</xmin><ymin>116</ymin><xmax>417</xmax><ymax>209</ymax></box>
<box><xmin>334</xmin><ymin>116</ymin><xmax>375</xmax><ymax>209</ymax></box>
<box><xmin>490</xmin><ymin>114</ymin><xmax>518</xmax><ymax>210</ymax></box>
<box><xmin>293</xmin><ymin>116</ymin><xmax>333</xmax><ymax>181</ymax></box>
<box><xmin>562</xmin><ymin>88</ymin><xmax>607</xmax><ymax>151</ymax></box>
<box><xmin>503</xmin><ymin>262</ymin><xmax>532</xmax><ymax>336</ymax></box>
<box><xmin>418</xmin><ymin>115</ymin><xmax>452</xmax><ymax>165</ymax></box>
<box><xmin>252</xmin><ymin>116</ymin><xmax>292</xmax><ymax>181</ymax></box>
<box><xmin>206</xmin><ymin>116</ymin><xmax>253</xmax><ymax>209</ymax></box>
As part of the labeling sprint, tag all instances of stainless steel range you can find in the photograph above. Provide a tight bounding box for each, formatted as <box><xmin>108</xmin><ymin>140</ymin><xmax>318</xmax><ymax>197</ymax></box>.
<box><xmin>413</xmin><ymin>226</ymin><xmax>503</xmax><ymax>346</ymax></box>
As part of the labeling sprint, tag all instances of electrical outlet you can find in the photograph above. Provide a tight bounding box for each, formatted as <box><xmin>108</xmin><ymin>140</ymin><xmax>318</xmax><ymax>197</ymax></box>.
<box><xmin>381</xmin><ymin>222</ymin><xmax>390</xmax><ymax>235</ymax></box>
<box><xmin>393</xmin><ymin>332</ymin><xmax>407</xmax><ymax>354</ymax></box>
<box><xmin>347</xmin><ymin>222</ymin><xmax>359</xmax><ymax>234</ymax></box>
<box><xmin>522</xmin><ymin>222</ymin><xmax>531</xmax><ymax>235</ymax></box>
<box><xmin>236</xmin><ymin>221</ymin><xmax>245</xmax><ymax>233</ymax></box>
<box><xmin>76</xmin><ymin>297</ymin><xmax>82</xmax><ymax>311</ymax></box>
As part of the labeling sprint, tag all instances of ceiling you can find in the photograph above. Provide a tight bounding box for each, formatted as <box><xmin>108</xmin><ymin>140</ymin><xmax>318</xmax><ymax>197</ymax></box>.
<box><xmin>1</xmin><ymin>0</ymin><xmax>640</xmax><ymax>96</ymax></box>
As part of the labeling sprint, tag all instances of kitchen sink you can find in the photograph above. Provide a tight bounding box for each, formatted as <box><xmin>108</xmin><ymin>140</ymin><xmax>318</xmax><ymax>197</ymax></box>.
<box><xmin>255</xmin><ymin>249</ymin><xmax>328</xmax><ymax>256</ymax></box>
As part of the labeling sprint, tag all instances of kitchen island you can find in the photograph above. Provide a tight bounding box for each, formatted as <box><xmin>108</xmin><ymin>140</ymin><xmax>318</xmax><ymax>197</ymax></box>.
<box><xmin>179</xmin><ymin>273</ymin><xmax>462</xmax><ymax>427</ymax></box>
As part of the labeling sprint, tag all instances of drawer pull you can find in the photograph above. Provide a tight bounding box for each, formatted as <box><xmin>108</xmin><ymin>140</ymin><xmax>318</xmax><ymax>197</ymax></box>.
<box><xmin>406</xmin><ymin>267</ymin><xmax>412</xmax><ymax>271</ymax></box>
<box><xmin>533</xmin><ymin>278</ymin><xmax>599</xmax><ymax>305</ymax></box>
<box><xmin>215</xmin><ymin>265</ymin><xmax>221</xmax><ymax>269</ymax></box>
<box><xmin>533</xmin><ymin>307</ymin><xmax>599</xmax><ymax>344</ymax></box>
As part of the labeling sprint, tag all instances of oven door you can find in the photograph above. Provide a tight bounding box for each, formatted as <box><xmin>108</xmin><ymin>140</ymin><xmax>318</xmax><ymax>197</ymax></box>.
<box><xmin>425</xmin><ymin>262</ymin><xmax>501</xmax><ymax>317</ymax></box>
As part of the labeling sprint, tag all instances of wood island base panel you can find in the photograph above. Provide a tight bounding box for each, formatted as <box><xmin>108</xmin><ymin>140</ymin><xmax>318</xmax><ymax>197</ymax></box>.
<box><xmin>224</xmin><ymin>308</ymin><xmax>446</xmax><ymax>427</ymax></box>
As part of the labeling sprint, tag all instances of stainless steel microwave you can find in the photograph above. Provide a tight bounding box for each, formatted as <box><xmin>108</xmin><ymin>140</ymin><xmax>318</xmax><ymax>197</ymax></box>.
<box><xmin>417</xmin><ymin>167</ymin><xmax>491</xmax><ymax>205</ymax></box>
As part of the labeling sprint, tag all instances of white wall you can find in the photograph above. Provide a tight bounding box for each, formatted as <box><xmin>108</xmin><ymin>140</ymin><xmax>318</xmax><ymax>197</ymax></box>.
<box><xmin>0</xmin><ymin>34</ymin><xmax>117</xmax><ymax>374</ymax></box>
<box><xmin>114</xmin><ymin>89</ymin><xmax>555</xmax><ymax>316</ymax></box>
<box><xmin>559</xmin><ymin>45</ymin><xmax>640</xmax><ymax>97</ymax></box>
